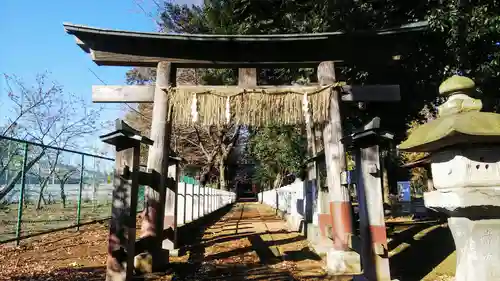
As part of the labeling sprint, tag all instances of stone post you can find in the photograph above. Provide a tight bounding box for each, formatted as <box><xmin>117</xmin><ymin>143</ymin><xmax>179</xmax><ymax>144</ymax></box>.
<box><xmin>399</xmin><ymin>75</ymin><xmax>500</xmax><ymax>281</ymax></box>
<box><xmin>100</xmin><ymin>120</ymin><xmax>153</xmax><ymax>281</ymax></box>
<box><xmin>341</xmin><ymin>117</ymin><xmax>393</xmax><ymax>280</ymax></box>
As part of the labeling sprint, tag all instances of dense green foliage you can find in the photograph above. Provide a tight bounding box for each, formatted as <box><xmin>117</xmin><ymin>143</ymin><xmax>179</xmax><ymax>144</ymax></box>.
<box><xmin>247</xmin><ymin>125</ymin><xmax>307</xmax><ymax>188</ymax></box>
<box><xmin>158</xmin><ymin>0</ymin><xmax>500</xmax><ymax>132</ymax></box>
<box><xmin>127</xmin><ymin>0</ymin><xmax>500</xmax><ymax>187</ymax></box>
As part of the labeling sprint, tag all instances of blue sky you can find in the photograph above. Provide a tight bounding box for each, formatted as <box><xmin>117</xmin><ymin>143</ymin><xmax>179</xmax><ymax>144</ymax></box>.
<box><xmin>0</xmin><ymin>0</ymin><xmax>201</xmax><ymax>155</ymax></box>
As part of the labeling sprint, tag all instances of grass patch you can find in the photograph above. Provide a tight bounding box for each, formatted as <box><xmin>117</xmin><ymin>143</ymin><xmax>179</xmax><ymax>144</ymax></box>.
<box><xmin>0</xmin><ymin>203</ymin><xmax>112</xmax><ymax>242</ymax></box>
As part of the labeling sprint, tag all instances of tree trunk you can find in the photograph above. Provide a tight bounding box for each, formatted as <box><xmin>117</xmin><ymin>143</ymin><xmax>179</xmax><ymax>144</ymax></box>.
<box><xmin>59</xmin><ymin>172</ymin><xmax>75</xmax><ymax>209</ymax></box>
<box><xmin>41</xmin><ymin>193</ymin><xmax>47</xmax><ymax>205</ymax></box>
<box><xmin>36</xmin><ymin>176</ymin><xmax>51</xmax><ymax>209</ymax></box>
<box><xmin>36</xmin><ymin>152</ymin><xmax>61</xmax><ymax>209</ymax></box>
<box><xmin>0</xmin><ymin>151</ymin><xmax>18</xmax><ymax>181</ymax></box>
<box><xmin>219</xmin><ymin>159</ymin><xmax>227</xmax><ymax>190</ymax></box>
<box><xmin>273</xmin><ymin>173</ymin><xmax>284</xmax><ymax>189</ymax></box>
<box><xmin>0</xmin><ymin>151</ymin><xmax>45</xmax><ymax>201</ymax></box>
<box><xmin>60</xmin><ymin>182</ymin><xmax>67</xmax><ymax>208</ymax></box>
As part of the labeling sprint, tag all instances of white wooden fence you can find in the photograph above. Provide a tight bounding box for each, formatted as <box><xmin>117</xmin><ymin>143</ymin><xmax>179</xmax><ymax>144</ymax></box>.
<box><xmin>176</xmin><ymin>183</ymin><xmax>236</xmax><ymax>226</ymax></box>
<box><xmin>257</xmin><ymin>179</ymin><xmax>316</xmax><ymax>230</ymax></box>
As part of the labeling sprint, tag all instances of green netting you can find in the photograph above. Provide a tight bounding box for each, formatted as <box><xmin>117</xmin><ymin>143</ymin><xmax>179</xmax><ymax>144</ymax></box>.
<box><xmin>0</xmin><ymin>140</ymin><xmax>23</xmax><ymax>242</ymax></box>
<box><xmin>138</xmin><ymin>185</ymin><xmax>145</xmax><ymax>212</ymax></box>
<box><xmin>180</xmin><ymin>175</ymin><xmax>198</xmax><ymax>185</ymax></box>
<box><xmin>79</xmin><ymin>155</ymin><xmax>114</xmax><ymax>224</ymax></box>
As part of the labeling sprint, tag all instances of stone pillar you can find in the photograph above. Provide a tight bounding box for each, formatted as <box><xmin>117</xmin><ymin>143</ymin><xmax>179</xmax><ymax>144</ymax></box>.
<box><xmin>342</xmin><ymin>117</ymin><xmax>392</xmax><ymax>280</ymax></box>
<box><xmin>100</xmin><ymin>120</ymin><xmax>153</xmax><ymax>281</ymax></box>
<box><xmin>355</xmin><ymin>145</ymin><xmax>390</xmax><ymax>281</ymax></box>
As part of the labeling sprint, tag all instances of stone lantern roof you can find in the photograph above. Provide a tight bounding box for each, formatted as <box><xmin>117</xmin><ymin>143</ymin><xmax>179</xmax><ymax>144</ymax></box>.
<box><xmin>398</xmin><ymin>75</ymin><xmax>500</xmax><ymax>152</ymax></box>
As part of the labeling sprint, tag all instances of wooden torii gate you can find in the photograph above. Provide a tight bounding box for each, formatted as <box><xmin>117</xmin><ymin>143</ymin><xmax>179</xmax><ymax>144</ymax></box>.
<box><xmin>64</xmin><ymin>21</ymin><xmax>426</xmax><ymax>281</ymax></box>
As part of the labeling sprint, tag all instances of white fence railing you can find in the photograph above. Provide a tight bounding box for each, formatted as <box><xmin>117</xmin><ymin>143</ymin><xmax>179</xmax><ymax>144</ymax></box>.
<box><xmin>176</xmin><ymin>183</ymin><xmax>236</xmax><ymax>226</ymax></box>
<box><xmin>258</xmin><ymin>179</ymin><xmax>315</xmax><ymax>230</ymax></box>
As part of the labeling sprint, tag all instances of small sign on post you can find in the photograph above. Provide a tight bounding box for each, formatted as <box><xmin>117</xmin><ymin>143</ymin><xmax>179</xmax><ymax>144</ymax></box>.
<box><xmin>397</xmin><ymin>181</ymin><xmax>411</xmax><ymax>202</ymax></box>
<box><xmin>100</xmin><ymin>119</ymin><xmax>153</xmax><ymax>281</ymax></box>
<box><xmin>397</xmin><ymin>181</ymin><xmax>412</xmax><ymax>215</ymax></box>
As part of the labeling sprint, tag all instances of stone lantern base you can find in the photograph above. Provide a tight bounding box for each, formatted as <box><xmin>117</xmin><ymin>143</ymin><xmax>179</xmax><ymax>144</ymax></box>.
<box><xmin>425</xmin><ymin>189</ymin><xmax>500</xmax><ymax>281</ymax></box>
<box><xmin>448</xmin><ymin>217</ymin><xmax>500</xmax><ymax>281</ymax></box>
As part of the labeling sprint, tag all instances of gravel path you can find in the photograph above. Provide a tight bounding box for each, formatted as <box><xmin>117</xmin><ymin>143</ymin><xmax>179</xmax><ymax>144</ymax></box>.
<box><xmin>0</xmin><ymin>202</ymin><xmax>352</xmax><ymax>281</ymax></box>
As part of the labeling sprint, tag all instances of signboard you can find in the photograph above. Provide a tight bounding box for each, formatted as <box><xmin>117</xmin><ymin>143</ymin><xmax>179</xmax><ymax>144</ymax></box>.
<box><xmin>342</xmin><ymin>170</ymin><xmax>356</xmax><ymax>185</ymax></box>
<box><xmin>397</xmin><ymin>181</ymin><xmax>411</xmax><ymax>202</ymax></box>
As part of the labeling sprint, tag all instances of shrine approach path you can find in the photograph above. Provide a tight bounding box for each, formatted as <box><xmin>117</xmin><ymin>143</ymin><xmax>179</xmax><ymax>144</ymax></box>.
<box><xmin>0</xmin><ymin>202</ymin><xmax>351</xmax><ymax>281</ymax></box>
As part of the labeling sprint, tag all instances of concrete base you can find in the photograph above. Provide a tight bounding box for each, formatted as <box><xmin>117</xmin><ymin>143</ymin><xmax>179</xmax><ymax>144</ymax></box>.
<box><xmin>272</xmin><ymin>207</ymin><xmax>304</xmax><ymax>233</ymax></box>
<box><xmin>448</xmin><ymin>217</ymin><xmax>500</xmax><ymax>281</ymax></box>
<box><xmin>326</xmin><ymin>249</ymin><xmax>361</xmax><ymax>276</ymax></box>
<box><xmin>306</xmin><ymin>224</ymin><xmax>330</xmax><ymax>255</ymax></box>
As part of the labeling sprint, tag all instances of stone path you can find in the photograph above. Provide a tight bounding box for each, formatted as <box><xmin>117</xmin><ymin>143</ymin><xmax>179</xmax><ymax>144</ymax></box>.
<box><xmin>159</xmin><ymin>202</ymin><xmax>350</xmax><ymax>281</ymax></box>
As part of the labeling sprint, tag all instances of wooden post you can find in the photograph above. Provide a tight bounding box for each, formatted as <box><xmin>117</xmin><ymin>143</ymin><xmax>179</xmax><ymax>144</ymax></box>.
<box><xmin>101</xmin><ymin>120</ymin><xmax>151</xmax><ymax>281</ymax></box>
<box><xmin>355</xmin><ymin>145</ymin><xmax>391</xmax><ymax>281</ymax></box>
<box><xmin>191</xmin><ymin>183</ymin><xmax>195</xmax><ymax>221</ymax></box>
<box><xmin>212</xmin><ymin>188</ymin><xmax>215</xmax><ymax>211</ymax></box>
<box><xmin>305</xmin><ymin>97</ymin><xmax>317</xmax><ymax>226</ymax></box>
<box><xmin>319</xmin><ymin>61</ymin><xmax>352</xmax><ymax>249</ymax></box>
<box><xmin>238</xmin><ymin>68</ymin><xmax>257</xmax><ymax>86</ymax></box>
<box><xmin>182</xmin><ymin>182</ymin><xmax>187</xmax><ymax>224</ymax></box>
<box><xmin>207</xmin><ymin>187</ymin><xmax>210</xmax><ymax>213</ymax></box>
<box><xmin>139</xmin><ymin>61</ymin><xmax>176</xmax><ymax>270</ymax></box>
<box><xmin>211</xmin><ymin>188</ymin><xmax>214</xmax><ymax>212</ymax></box>
<box><xmin>342</xmin><ymin>117</ymin><xmax>392</xmax><ymax>280</ymax></box>
<box><xmin>106</xmin><ymin>146</ymin><xmax>139</xmax><ymax>281</ymax></box>
<box><xmin>314</xmin><ymin>126</ymin><xmax>324</xmax><ymax>215</ymax></box>
<box><xmin>163</xmin><ymin>160</ymin><xmax>180</xmax><ymax>252</ymax></box>
<box><xmin>197</xmin><ymin>185</ymin><xmax>201</xmax><ymax>218</ymax></box>
<box><xmin>203</xmin><ymin>187</ymin><xmax>207</xmax><ymax>214</ymax></box>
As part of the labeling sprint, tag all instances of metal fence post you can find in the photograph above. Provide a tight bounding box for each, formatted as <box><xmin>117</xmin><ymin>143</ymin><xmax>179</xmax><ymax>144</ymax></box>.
<box><xmin>15</xmin><ymin>143</ymin><xmax>29</xmax><ymax>246</ymax></box>
<box><xmin>76</xmin><ymin>154</ymin><xmax>85</xmax><ymax>230</ymax></box>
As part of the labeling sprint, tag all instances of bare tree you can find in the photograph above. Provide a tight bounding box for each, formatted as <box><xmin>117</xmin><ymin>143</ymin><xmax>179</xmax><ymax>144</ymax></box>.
<box><xmin>125</xmin><ymin>68</ymin><xmax>242</xmax><ymax>190</ymax></box>
<box><xmin>54</xmin><ymin>166</ymin><xmax>80</xmax><ymax>208</ymax></box>
<box><xmin>0</xmin><ymin>72</ymin><xmax>100</xmax><ymax>203</ymax></box>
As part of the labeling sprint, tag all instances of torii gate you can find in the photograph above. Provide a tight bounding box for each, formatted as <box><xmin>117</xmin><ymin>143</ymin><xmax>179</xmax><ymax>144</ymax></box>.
<box><xmin>63</xmin><ymin>21</ymin><xmax>426</xmax><ymax>281</ymax></box>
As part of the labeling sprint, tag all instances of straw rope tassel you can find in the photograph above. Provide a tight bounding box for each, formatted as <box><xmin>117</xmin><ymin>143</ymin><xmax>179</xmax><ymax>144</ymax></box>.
<box><xmin>191</xmin><ymin>93</ymin><xmax>198</xmax><ymax>122</ymax></box>
<box><xmin>302</xmin><ymin>92</ymin><xmax>311</xmax><ymax>125</ymax></box>
<box><xmin>225</xmin><ymin>97</ymin><xmax>231</xmax><ymax>124</ymax></box>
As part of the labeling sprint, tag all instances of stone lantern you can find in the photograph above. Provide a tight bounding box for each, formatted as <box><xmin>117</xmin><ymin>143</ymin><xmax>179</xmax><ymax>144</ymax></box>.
<box><xmin>398</xmin><ymin>75</ymin><xmax>500</xmax><ymax>281</ymax></box>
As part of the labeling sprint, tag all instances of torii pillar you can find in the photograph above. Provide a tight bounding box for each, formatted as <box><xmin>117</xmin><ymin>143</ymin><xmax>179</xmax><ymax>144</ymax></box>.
<box><xmin>318</xmin><ymin>62</ymin><xmax>360</xmax><ymax>274</ymax></box>
<box><xmin>136</xmin><ymin>61</ymin><xmax>177</xmax><ymax>271</ymax></box>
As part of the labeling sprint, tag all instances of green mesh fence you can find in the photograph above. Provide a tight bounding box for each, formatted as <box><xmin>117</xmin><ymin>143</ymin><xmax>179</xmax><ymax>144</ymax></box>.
<box><xmin>0</xmin><ymin>136</ymin><xmax>142</xmax><ymax>244</ymax></box>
